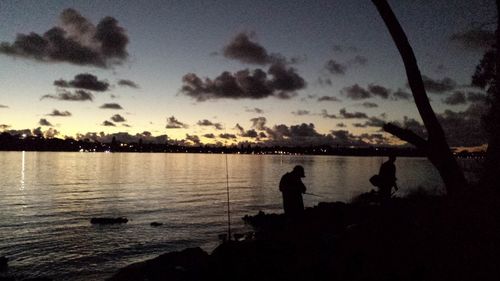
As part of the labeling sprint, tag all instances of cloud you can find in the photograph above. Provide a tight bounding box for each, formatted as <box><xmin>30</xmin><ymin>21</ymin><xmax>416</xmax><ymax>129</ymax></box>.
<box><xmin>43</xmin><ymin>127</ymin><xmax>60</xmax><ymax>138</ymax></box>
<box><xmin>245</xmin><ymin>107</ymin><xmax>264</xmax><ymax>114</ymax></box>
<box><xmin>54</xmin><ymin>73</ymin><xmax>109</xmax><ymax>91</ymax></box>
<box><xmin>325</xmin><ymin>59</ymin><xmax>346</xmax><ymax>75</ymax></box>
<box><xmin>219</xmin><ymin>133</ymin><xmax>237</xmax><ymax>139</ymax></box>
<box><xmin>111</xmin><ymin>114</ymin><xmax>126</xmax><ymax>122</ymax></box>
<box><xmin>117</xmin><ymin>79</ymin><xmax>139</xmax><ymax>88</ymax></box>
<box><xmin>292</xmin><ymin>110</ymin><xmax>311</xmax><ymax>116</ymax></box>
<box><xmin>0</xmin><ymin>104</ymin><xmax>8</xmax><ymax>108</ymax></box>
<box><xmin>393</xmin><ymin>88</ymin><xmax>412</xmax><ymax>100</ymax></box>
<box><xmin>203</xmin><ymin>133</ymin><xmax>215</xmax><ymax>139</ymax></box>
<box><xmin>368</xmin><ymin>83</ymin><xmax>390</xmax><ymax>99</ymax></box>
<box><xmin>420</xmin><ymin>75</ymin><xmax>457</xmax><ymax>94</ymax></box>
<box><xmin>317</xmin><ymin>95</ymin><xmax>341</xmax><ymax>102</ymax></box>
<box><xmin>0</xmin><ymin>124</ymin><xmax>11</xmax><ymax>130</ymax></box>
<box><xmin>223</xmin><ymin>32</ymin><xmax>271</xmax><ymax>65</ymax></box>
<box><xmin>41</xmin><ymin>89</ymin><xmax>93</xmax><ymax>101</ymax></box>
<box><xmin>437</xmin><ymin>103</ymin><xmax>487</xmax><ymax>146</ymax></box>
<box><xmin>166</xmin><ymin>116</ymin><xmax>188</xmax><ymax>129</ymax></box>
<box><xmin>332</xmin><ymin>45</ymin><xmax>358</xmax><ymax>53</ymax></box>
<box><xmin>341</xmin><ymin>84</ymin><xmax>371</xmax><ymax>100</ymax></box>
<box><xmin>339</xmin><ymin>108</ymin><xmax>368</xmax><ymax>119</ymax></box>
<box><xmin>320</xmin><ymin>109</ymin><xmax>337</xmax><ymax>119</ymax></box>
<box><xmin>466</xmin><ymin>91</ymin><xmax>488</xmax><ymax>103</ymax></box>
<box><xmin>249</xmin><ymin>117</ymin><xmax>267</xmax><ymax>131</ymax></box>
<box><xmin>185</xmin><ymin>134</ymin><xmax>201</xmax><ymax>145</ymax></box>
<box><xmin>47</xmin><ymin>109</ymin><xmax>72</xmax><ymax>116</ymax></box>
<box><xmin>364</xmin><ymin>116</ymin><xmax>386</xmax><ymax>127</ymax></box>
<box><xmin>317</xmin><ymin>77</ymin><xmax>332</xmax><ymax>87</ymax></box>
<box><xmin>76</xmin><ymin>131</ymin><xmax>168</xmax><ymax>144</ymax></box>
<box><xmin>361</xmin><ymin>102</ymin><xmax>378</xmax><ymax>108</ymax></box>
<box><xmin>197</xmin><ymin>119</ymin><xmax>223</xmax><ymax>130</ymax></box>
<box><xmin>442</xmin><ymin>91</ymin><xmax>466</xmax><ymax>105</ymax></box>
<box><xmin>348</xmin><ymin>55</ymin><xmax>368</xmax><ymax>66</ymax></box>
<box><xmin>102</xmin><ymin>120</ymin><xmax>115</xmax><ymax>126</ymax></box>
<box><xmin>0</xmin><ymin>8</ymin><xmax>129</xmax><ymax>67</ymax></box>
<box><xmin>337</xmin><ymin>123</ymin><xmax>346</xmax><ymax>127</ymax></box>
<box><xmin>99</xmin><ymin>103</ymin><xmax>123</xmax><ymax>109</ymax></box>
<box><xmin>450</xmin><ymin>28</ymin><xmax>495</xmax><ymax>50</ymax></box>
<box><xmin>39</xmin><ymin>118</ymin><xmax>53</xmax><ymax>126</ymax></box>
<box><xmin>181</xmin><ymin>63</ymin><xmax>305</xmax><ymax>101</ymax></box>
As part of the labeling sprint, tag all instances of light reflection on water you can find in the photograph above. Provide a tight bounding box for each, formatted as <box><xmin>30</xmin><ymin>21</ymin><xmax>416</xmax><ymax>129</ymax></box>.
<box><xmin>0</xmin><ymin>152</ymin><xmax>448</xmax><ymax>280</ymax></box>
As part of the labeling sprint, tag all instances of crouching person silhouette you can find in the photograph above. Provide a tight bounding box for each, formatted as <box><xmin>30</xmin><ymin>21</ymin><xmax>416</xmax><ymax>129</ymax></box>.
<box><xmin>279</xmin><ymin>165</ymin><xmax>306</xmax><ymax>217</ymax></box>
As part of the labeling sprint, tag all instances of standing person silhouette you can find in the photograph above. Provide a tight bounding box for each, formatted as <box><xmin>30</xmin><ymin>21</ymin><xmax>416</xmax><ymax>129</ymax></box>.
<box><xmin>279</xmin><ymin>165</ymin><xmax>306</xmax><ymax>216</ymax></box>
<box><xmin>378</xmin><ymin>155</ymin><xmax>398</xmax><ymax>202</ymax></box>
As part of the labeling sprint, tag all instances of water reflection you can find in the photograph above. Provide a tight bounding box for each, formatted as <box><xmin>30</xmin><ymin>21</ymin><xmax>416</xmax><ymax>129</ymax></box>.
<box><xmin>20</xmin><ymin>150</ymin><xmax>25</xmax><ymax>190</ymax></box>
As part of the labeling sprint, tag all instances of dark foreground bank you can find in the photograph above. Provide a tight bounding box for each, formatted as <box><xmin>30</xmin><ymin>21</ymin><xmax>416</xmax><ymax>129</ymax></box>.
<box><xmin>108</xmin><ymin>190</ymin><xmax>500</xmax><ymax>281</ymax></box>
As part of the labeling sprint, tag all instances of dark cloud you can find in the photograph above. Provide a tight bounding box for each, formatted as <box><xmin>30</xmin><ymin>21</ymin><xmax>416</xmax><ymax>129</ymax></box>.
<box><xmin>197</xmin><ymin>119</ymin><xmax>223</xmax><ymax>130</ymax></box>
<box><xmin>102</xmin><ymin>120</ymin><xmax>115</xmax><ymax>126</ymax></box>
<box><xmin>47</xmin><ymin>109</ymin><xmax>72</xmax><ymax>117</ymax></box>
<box><xmin>223</xmin><ymin>32</ymin><xmax>271</xmax><ymax>65</ymax></box>
<box><xmin>292</xmin><ymin>110</ymin><xmax>310</xmax><ymax>116</ymax></box>
<box><xmin>368</xmin><ymin>84</ymin><xmax>391</xmax><ymax>99</ymax></box>
<box><xmin>41</xmin><ymin>89</ymin><xmax>93</xmax><ymax>101</ymax></box>
<box><xmin>353</xmin><ymin>123</ymin><xmax>366</xmax><ymax>128</ymax></box>
<box><xmin>317</xmin><ymin>95</ymin><xmax>341</xmax><ymax>102</ymax></box>
<box><xmin>317</xmin><ymin>77</ymin><xmax>332</xmax><ymax>87</ymax></box>
<box><xmin>364</xmin><ymin>116</ymin><xmax>386</xmax><ymax>127</ymax></box>
<box><xmin>342</xmin><ymin>84</ymin><xmax>371</xmax><ymax>100</ymax></box>
<box><xmin>332</xmin><ymin>45</ymin><xmax>358</xmax><ymax>53</ymax></box>
<box><xmin>245</xmin><ymin>107</ymin><xmax>264</xmax><ymax>114</ymax></box>
<box><xmin>100</xmin><ymin>103</ymin><xmax>123</xmax><ymax>109</ymax></box>
<box><xmin>111</xmin><ymin>114</ymin><xmax>126</xmax><ymax>122</ymax></box>
<box><xmin>166</xmin><ymin>116</ymin><xmax>188</xmax><ymax>129</ymax></box>
<box><xmin>437</xmin><ymin>103</ymin><xmax>487</xmax><ymax>146</ymax></box>
<box><xmin>185</xmin><ymin>134</ymin><xmax>201</xmax><ymax>145</ymax></box>
<box><xmin>348</xmin><ymin>55</ymin><xmax>368</xmax><ymax>66</ymax></box>
<box><xmin>339</xmin><ymin>108</ymin><xmax>368</xmax><ymax>119</ymax></box>
<box><xmin>337</xmin><ymin>123</ymin><xmax>346</xmax><ymax>128</ymax></box>
<box><xmin>219</xmin><ymin>133</ymin><xmax>237</xmax><ymax>139</ymax></box>
<box><xmin>259</xmin><ymin>132</ymin><xmax>267</xmax><ymax>138</ymax></box>
<box><xmin>39</xmin><ymin>118</ymin><xmax>53</xmax><ymax>126</ymax></box>
<box><xmin>393</xmin><ymin>88</ymin><xmax>412</xmax><ymax>100</ymax></box>
<box><xmin>361</xmin><ymin>102</ymin><xmax>378</xmax><ymax>108</ymax></box>
<box><xmin>320</xmin><ymin>110</ymin><xmax>337</xmax><ymax>119</ymax></box>
<box><xmin>325</xmin><ymin>59</ymin><xmax>346</xmax><ymax>75</ymax></box>
<box><xmin>54</xmin><ymin>73</ymin><xmax>109</xmax><ymax>91</ymax></box>
<box><xmin>181</xmin><ymin>63</ymin><xmax>305</xmax><ymax>101</ymax></box>
<box><xmin>0</xmin><ymin>104</ymin><xmax>8</xmax><ymax>108</ymax></box>
<box><xmin>0</xmin><ymin>124</ymin><xmax>11</xmax><ymax>130</ymax></box>
<box><xmin>76</xmin><ymin>131</ymin><xmax>168</xmax><ymax>144</ymax></box>
<box><xmin>442</xmin><ymin>91</ymin><xmax>466</xmax><ymax>105</ymax></box>
<box><xmin>203</xmin><ymin>133</ymin><xmax>215</xmax><ymax>139</ymax></box>
<box><xmin>466</xmin><ymin>91</ymin><xmax>488</xmax><ymax>103</ymax></box>
<box><xmin>421</xmin><ymin>75</ymin><xmax>457</xmax><ymax>94</ymax></box>
<box><xmin>0</xmin><ymin>9</ymin><xmax>129</xmax><ymax>67</ymax></box>
<box><xmin>122</xmin><ymin>124</ymin><xmax>131</xmax><ymax>127</ymax></box>
<box><xmin>118</xmin><ymin>79</ymin><xmax>139</xmax><ymax>88</ymax></box>
<box><xmin>450</xmin><ymin>28</ymin><xmax>495</xmax><ymax>50</ymax></box>
<box><xmin>250</xmin><ymin>117</ymin><xmax>267</xmax><ymax>131</ymax></box>
<box><xmin>242</xmin><ymin>129</ymin><xmax>258</xmax><ymax>138</ymax></box>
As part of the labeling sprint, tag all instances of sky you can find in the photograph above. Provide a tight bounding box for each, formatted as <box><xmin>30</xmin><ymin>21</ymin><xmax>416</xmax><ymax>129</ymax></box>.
<box><xmin>0</xmin><ymin>0</ymin><xmax>495</xmax><ymax>147</ymax></box>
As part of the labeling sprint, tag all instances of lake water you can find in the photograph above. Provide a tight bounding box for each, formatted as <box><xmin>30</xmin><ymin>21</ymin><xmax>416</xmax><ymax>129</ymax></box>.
<box><xmin>0</xmin><ymin>152</ymin><xmax>446</xmax><ymax>280</ymax></box>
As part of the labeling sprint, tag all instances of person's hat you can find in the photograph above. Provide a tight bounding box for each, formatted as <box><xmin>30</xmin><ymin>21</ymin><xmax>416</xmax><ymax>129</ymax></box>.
<box><xmin>293</xmin><ymin>165</ymin><xmax>305</xmax><ymax>177</ymax></box>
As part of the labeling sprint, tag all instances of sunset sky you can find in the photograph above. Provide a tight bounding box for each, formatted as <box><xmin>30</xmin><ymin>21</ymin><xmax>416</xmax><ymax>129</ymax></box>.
<box><xmin>0</xmin><ymin>0</ymin><xmax>494</xmax><ymax>147</ymax></box>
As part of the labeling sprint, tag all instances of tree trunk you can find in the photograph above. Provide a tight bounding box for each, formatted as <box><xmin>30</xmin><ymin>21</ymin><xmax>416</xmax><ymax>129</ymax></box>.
<box><xmin>481</xmin><ymin>0</ymin><xmax>500</xmax><ymax>192</ymax></box>
<box><xmin>372</xmin><ymin>0</ymin><xmax>467</xmax><ymax>195</ymax></box>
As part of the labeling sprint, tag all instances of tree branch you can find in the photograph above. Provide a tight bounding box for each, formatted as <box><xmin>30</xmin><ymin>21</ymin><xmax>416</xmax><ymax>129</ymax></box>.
<box><xmin>383</xmin><ymin>123</ymin><xmax>427</xmax><ymax>149</ymax></box>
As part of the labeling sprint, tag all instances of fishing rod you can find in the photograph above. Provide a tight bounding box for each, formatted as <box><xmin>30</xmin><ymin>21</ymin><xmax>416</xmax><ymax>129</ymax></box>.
<box><xmin>304</xmin><ymin>192</ymin><xmax>322</xmax><ymax>197</ymax></box>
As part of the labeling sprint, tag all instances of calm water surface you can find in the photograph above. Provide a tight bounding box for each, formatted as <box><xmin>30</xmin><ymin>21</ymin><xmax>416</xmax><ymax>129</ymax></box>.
<box><xmin>0</xmin><ymin>152</ymin><xmax>444</xmax><ymax>280</ymax></box>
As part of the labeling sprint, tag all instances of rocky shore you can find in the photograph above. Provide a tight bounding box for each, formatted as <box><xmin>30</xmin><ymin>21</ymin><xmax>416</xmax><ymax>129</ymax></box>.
<box><xmin>108</xmin><ymin>190</ymin><xmax>500</xmax><ymax>281</ymax></box>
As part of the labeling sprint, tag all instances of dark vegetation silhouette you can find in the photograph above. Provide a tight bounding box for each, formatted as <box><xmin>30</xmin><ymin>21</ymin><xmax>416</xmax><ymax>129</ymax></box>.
<box><xmin>472</xmin><ymin>0</ymin><xmax>500</xmax><ymax>192</ymax></box>
<box><xmin>372</xmin><ymin>0</ymin><xmax>467</xmax><ymax>195</ymax></box>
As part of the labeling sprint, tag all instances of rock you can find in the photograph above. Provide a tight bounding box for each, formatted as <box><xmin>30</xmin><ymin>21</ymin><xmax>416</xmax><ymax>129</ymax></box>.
<box><xmin>150</xmin><ymin>222</ymin><xmax>163</xmax><ymax>227</ymax></box>
<box><xmin>108</xmin><ymin>247</ymin><xmax>210</xmax><ymax>281</ymax></box>
<box><xmin>90</xmin><ymin>217</ymin><xmax>128</xmax><ymax>225</ymax></box>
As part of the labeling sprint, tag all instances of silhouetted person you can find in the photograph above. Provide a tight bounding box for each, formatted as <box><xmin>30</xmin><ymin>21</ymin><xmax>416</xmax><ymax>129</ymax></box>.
<box><xmin>279</xmin><ymin>165</ymin><xmax>306</xmax><ymax>216</ymax></box>
<box><xmin>378</xmin><ymin>155</ymin><xmax>398</xmax><ymax>202</ymax></box>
